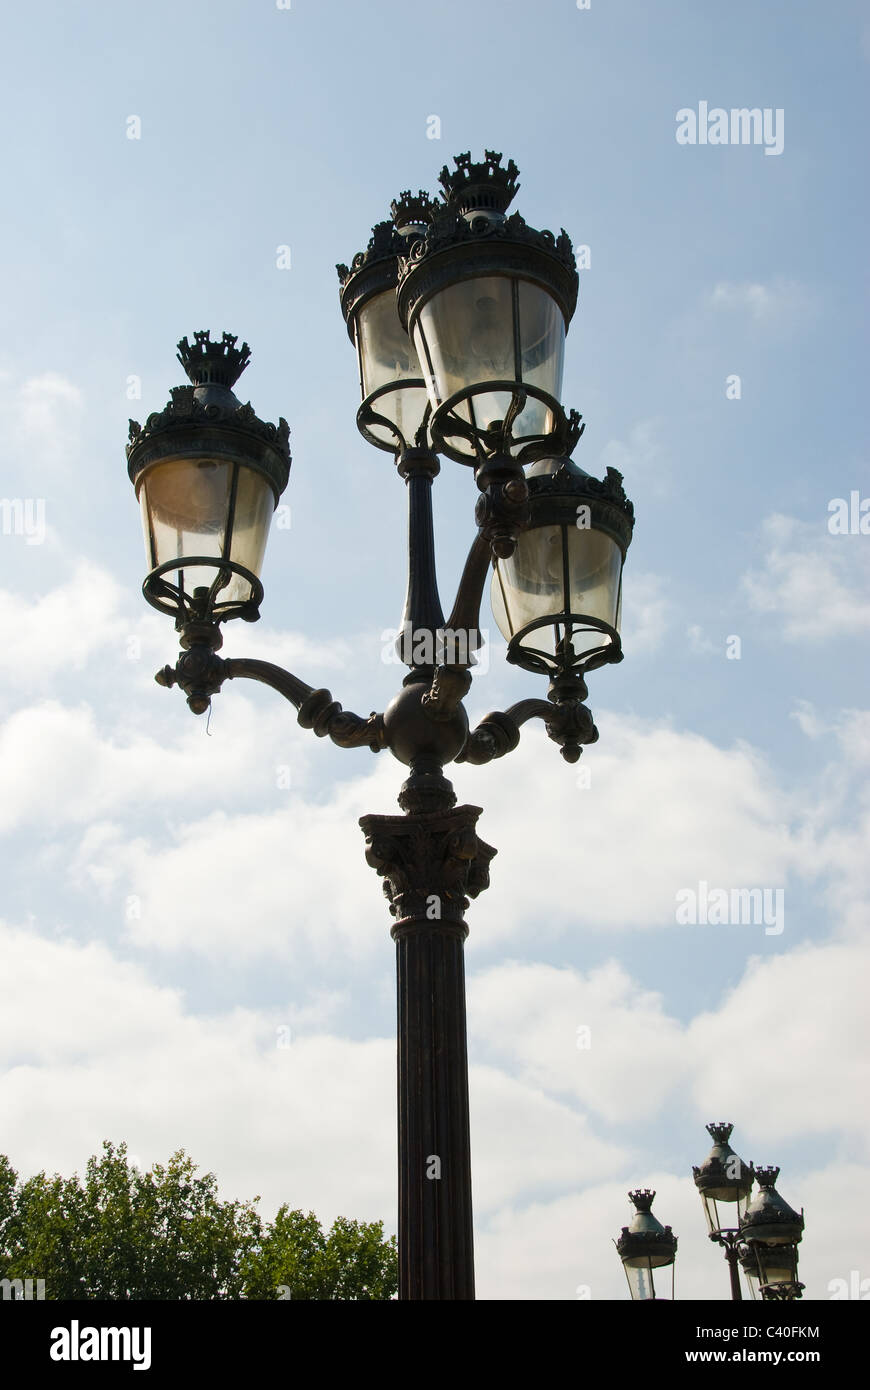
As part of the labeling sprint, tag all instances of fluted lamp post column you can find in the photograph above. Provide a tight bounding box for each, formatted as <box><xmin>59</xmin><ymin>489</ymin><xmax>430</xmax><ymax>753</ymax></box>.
<box><xmin>126</xmin><ymin>152</ymin><xmax>634</xmax><ymax>1300</ymax></box>
<box><xmin>615</xmin><ymin>1190</ymin><xmax>678</xmax><ymax>1300</ymax></box>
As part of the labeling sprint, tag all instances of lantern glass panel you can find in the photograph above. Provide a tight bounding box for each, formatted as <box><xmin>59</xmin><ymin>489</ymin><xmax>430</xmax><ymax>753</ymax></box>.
<box><xmin>742</xmin><ymin>1259</ymin><xmax>762</xmax><ymax>1300</ymax></box>
<box><xmin>356</xmin><ymin>289</ymin><xmax>428</xmax><ymax>447</ymax></box>
<box><xmin>491</xmin><ymin>524</ymin><xmax>622</xmax><ymax>657</ymax></box>
<box><xmin>138</xmin><ymin>457</ymin><xmax>274</xmax><ymax>605</ymax></box>
<box><xmin>413</xmin><ymin>275</ymin><xmax>565</xmax><ymax>444</ymax></box>
<box><xmin>754</xmin><ymin>1243</ymin><xmax>799</xmax><ymax>1287</ymax></box>
<box><xmin>701</xmin><ymin>1187</ymin><xmax>751</xmax><ymax>1235</ymax></box>
<box><xmin>623</xmin><ymin>1256</ymin><xmax>674</xmax><ymax>1301</ymax></box>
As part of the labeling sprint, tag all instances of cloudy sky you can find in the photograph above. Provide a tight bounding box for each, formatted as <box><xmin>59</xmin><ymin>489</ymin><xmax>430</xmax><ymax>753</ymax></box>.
<box><xmin>1</xmin><ymin>0</ymin><xmax>868</xmax><ymax>1299</ymax></box>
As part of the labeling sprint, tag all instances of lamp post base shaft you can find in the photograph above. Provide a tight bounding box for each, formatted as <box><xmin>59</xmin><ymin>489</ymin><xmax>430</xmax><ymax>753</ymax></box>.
<box><xmin>360</xmin><ymin>798</ymin><xmax>495</xmax><ymax>1301</ymax></box>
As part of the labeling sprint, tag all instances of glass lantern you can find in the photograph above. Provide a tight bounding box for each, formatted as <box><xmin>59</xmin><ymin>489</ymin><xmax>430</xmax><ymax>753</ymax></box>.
<box><xmin>127</xmin><ymin>332</ymin><xmax>291</xmax><ymax>624</ymax></box>
<box><xmin>397</xmin><ymin>152</ymin><xmax>579</xmax><ymax>464</ymax></box>
<box><xmin>740</xmin><ymin>1167</ymin><xmax>804</xmax><ymax>1300</ymax></box>
<box><xmin>615</xmin><ymin>1190</ymin><xmax>678</xmax><ymax>1301</ymax></box>
<box><xmin>692</xmin><ymin>1122</ymin><xmax>755</xmax><ymax>1236</ymax></box>
<box><xmin>339</xmin><ymin>209</ymin><xmax>432</xmax><ymax>455</ymax></box>
<box><xmin>490</xmin><ymin>457</ymin><xmax>633</xmax><ymax>678</ymax></box>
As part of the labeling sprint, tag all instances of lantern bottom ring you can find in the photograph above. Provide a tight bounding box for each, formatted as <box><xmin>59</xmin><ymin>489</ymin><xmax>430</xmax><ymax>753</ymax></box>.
<box><xmin>505</xmin><ymin>614</ymin><xmax>622</xmax><ymax>679</ymax></box>
<box><xmin>356</xmin><ymin>379</ymin><xmax>431</xmax><ymax>454</ymax></box>
<box><xmin>143</xmin><ymin>557</ymin><xmax>264</xmax><ymax>626</ymax></box>
<box><xmin>429</xmin><ymin>382</ymin><xmax>572</xmax><ymax>467</ymax></box>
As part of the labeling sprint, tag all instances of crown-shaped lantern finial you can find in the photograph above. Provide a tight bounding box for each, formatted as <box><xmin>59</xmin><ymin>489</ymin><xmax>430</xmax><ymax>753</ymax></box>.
<box><xmin>628</xmin><ymin>1189</ymin><xmax>656</xmax><ymax>1212</ymax></box>
<box><xmin>176</xmin><ymin>331</ymin><xmax>251</xmax><ymax>390</ymax></box>
<box><xmin>706</xmin><ymin>1121</ymin><xmax>734</xmax><ymax>1145</ymax></box>
<box><xmin>438</xmin><ymin>150</ymin><xmax>520</xmax><ymax>216</ymax></box>
<box><xmin>390</xmin><ymin>189</ymin><xmax>438</xmax><ymax>232</ymax></box>
<box><xmin>753</xmin><ymin>1165</ymin><xmax>781</xmax><ymax>1189</ymax></box>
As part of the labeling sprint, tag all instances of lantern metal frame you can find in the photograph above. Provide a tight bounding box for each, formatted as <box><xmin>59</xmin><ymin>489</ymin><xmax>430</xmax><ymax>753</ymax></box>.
<box><xmin>396</xmin><ymin>151</ymin><xmax>579</xmax><ymax>466</ymax></box>
<box><xmin>338</xmin><ymin>202</ymin><xmax>434</xmax><ymax>457</ymax></box>
<box><xmin>614</xmin><ymin>1189</ymin><xmax>678</xmax><ymax>1301</ymax></box>
<box><xmin>740</xmin><ymin>1165</ymin><xmax>805</xmax><ymax>1302</ymax></box>
<box><xmin>127</xmin><ymin>331</ymin><xmax>291</xmax><ymax>627</ymax></box>
<box><xmin>692</xmin><ymin>1121</ymin><xmax>755</xmax><ymax>1301</ymax></box>
<box><xmin>491</xmin><ymin>458</ymin><xmax>633</xmax><ymax>683</ymax></box>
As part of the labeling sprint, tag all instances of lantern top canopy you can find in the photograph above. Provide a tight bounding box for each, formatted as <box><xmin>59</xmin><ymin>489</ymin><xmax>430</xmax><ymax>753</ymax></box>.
<box><xmin>126</xmin><ymin>332</ymin><xmax>291</xmax><ymax>497</ymax></box>
<box><xmin>741</xmin><ymin>1167</ymin><xmax>805</xmax><ymax>1247</ymax></box>
<box><xmin>397</xmin><ymin>150</ymin><xmax>579</xmax><ymax>333</ymax></box>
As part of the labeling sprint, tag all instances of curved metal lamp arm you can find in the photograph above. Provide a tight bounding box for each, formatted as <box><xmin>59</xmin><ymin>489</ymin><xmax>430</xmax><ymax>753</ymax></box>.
<box><xmin>420</xmin><ymin>530</ymin><xmax>491</xmax><ymax>723</ymax></box>
<box><xmin>445</xmin><ymin>530</ymin><xmax>491</xmax><ymax>647</ymax></box>
<box><xmin>155</xmin><ymin>645</ymin><xmax>386</xmax><ymax>753</ymax></box>
<box><xmin>226</xmin><ymin>659</ymin><xmax>386</xmax><ymax>750</ymax></box>
<box><xmin>458</xmin><ymin>694</ymin><xmax>599</xmax><ymax>766</ymax></box>
<box><xmin>223</xmin><ymin>657</ymin><xmax>314</xmax><ymax>708</ymax></box>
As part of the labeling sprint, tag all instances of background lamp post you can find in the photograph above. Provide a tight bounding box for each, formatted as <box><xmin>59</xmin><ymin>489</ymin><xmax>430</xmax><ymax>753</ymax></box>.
<box><xmin>692</xmin><ymin>1121</ymin><xmax>755</xmax><ymax>1301</ymax></box>
<box><xmin>615</xmin><ymin>1189</ymin><xmax>678</xmax><ymax>1300</ymax></box>
<box><xmin>125</xmin><ymin>153</ymin><xmax>634</xmax><ymax>1300</ymax></box>
<box><xmin>740</xmin><ymin>1166</ymin><xmax>805</xmax><ymax>1301</ymax></box>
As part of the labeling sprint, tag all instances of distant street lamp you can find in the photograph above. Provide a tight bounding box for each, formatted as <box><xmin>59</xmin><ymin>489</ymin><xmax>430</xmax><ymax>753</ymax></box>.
<box><xmin>692</xmin><ymin>1121</ymin><xmax>755</xmax><ymax>1301</ymax></box>
<box><xmin>740</xmin><ymin>1165</ymin><xmax>805</xmax><ymax>1301</ymax></box>
<box><xmin>125</xmin><ymin>151</ymin><xmax>635</xmax><ymax>1301</ymax></box>
<box><xmin>615</xmin><ymin>1189</ymin><xmax>678</xmax><ymax>1300</ymax></box>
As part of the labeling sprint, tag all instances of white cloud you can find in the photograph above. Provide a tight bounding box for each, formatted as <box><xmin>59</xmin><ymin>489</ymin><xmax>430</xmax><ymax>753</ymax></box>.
<box><xmin>0</xmin><ymin>564</ymin><xmax>128</xmax><ymax>687</ymax></box>
<box><xmin>456</xmin><ymin>716</ymin><xmax>800</xmax><ymax>939</ymax></box>
<box><xmin>0</xmin><ymin>371</ymin><xmax>84</xmax><ymax>480</ymax></box>
<box><xmin>689</xmin><ymin>937</ymin><xmax>870</xmax><ymax>1149</ymax></box>
<box><xmin>469</xmin><ymin>961</ymin><xmax>687</xmax><ymax>1124</ymax></box>
<box><xmin>707</xmin><ymin>279</ymin><xmax>813</xmax><ymax>325</ymax></box>
<box><xmin>743</xmin><ymin>514</ymin><xmax>870</xmax><ymax>640</ymax></box>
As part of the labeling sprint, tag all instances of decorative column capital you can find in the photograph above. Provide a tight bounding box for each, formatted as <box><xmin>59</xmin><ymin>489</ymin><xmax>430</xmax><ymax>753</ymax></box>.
<box><xmin>360</xmin><ymin>804</ymin><xmax>496</xmax><ymax>931</ymax></box>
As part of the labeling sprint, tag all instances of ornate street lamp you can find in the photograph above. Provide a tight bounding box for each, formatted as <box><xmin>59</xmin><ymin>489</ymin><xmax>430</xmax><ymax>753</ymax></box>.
<box><xmin>740</xmin><ymin>1166</ymin><xmax>805</xmax><ymax>1301</ymax></box>
<box><xmin>692</xmin><ymin>1121</ymin><xmax>755</xmax><ymax>1301</ymax></box>
<box><xmin>126</xmin><ymin>152</ymin><xmax>632</xmax><ymax>1300</ymax></box>
<box><xmin>615</xmin><ymin>1190</ymin><xmax>678</xmax><ymax>1300</ymax></box>
<box><xmin>127</xmin><ymin>332</ymin><xmax>291</xmax><ymax>632</ymax></box>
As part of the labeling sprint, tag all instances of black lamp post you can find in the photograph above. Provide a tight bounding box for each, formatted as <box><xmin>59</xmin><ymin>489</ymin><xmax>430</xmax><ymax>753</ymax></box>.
<box><xmin>692</xmin><ymin>1121</ymin><xmax>755</xmax><ymax>1301</ymax></box>
<box><xmin>740</xmin><ymin>1166</ymin><xmax>805</xmax><ymax>1301</ymax></box>
<box><xmin>615</xmin><ymin>1190</ymin><xmax>678</xmax><ymax>1300</ymax></box>
<box><xmin>126</xmin><ymin>152</ymin><xmax>634</xmax><ymax>1301</ymax></box>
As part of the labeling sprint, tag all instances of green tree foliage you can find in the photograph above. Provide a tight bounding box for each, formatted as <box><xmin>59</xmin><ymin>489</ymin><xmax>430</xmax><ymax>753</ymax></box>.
<box><xmin>0</xmin><ymin>1141</ymin><xmax>397</xmax><ymax>1300</ymax></box>
<box><xmin>241</xmin><ymin>1206</ymin><xmax>398</xmax><ymax>1300</ymax></box>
